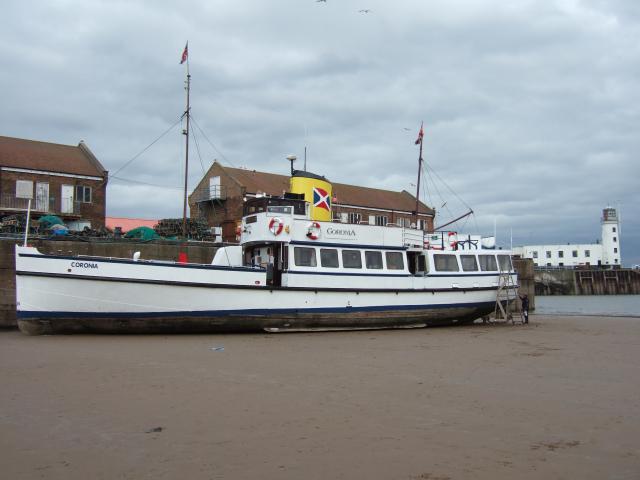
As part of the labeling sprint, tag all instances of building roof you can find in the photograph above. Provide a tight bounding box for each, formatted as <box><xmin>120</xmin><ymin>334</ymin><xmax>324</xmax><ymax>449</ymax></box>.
<box><xmin>105</xmin><ymin>217</ymin><xmax>158</xmax><ymax>233</ymax></box>
<box><xmin>203</xmin><ymin>162</ymin><xmax>433</xmax><ymax>215</ymax></box>
<box><xmin>0</xmin><ymin>136</ymin><xmax>107</xmax><ymax>178</ymax></box>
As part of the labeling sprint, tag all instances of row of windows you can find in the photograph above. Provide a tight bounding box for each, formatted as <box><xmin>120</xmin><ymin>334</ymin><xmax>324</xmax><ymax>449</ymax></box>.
<box><xmin>433</xmin><ymin>254</ymin><xmax>512</xmax><ymax>272</ymax></box>
<box><xmin>15</xmin><ymin>180</ymin><xmax>93</xmax><ymax>203</ymax></box>
<box><xmin>532</xmin><ymin>250</ymin><xmax>590</xmax><ymax>259</ymax></box>
<box><xmin>338</xmin><ymin>213</ymin><xmax>426</xmax><ymax>229</ymax></box>
<box><xmin>294</xmin><ymin>247</ymin><xmax>405</xmax><ymax>270</ymax></box>
<box><xmin>293</xmin><ymin>248</ymin><xmax>512</xmax><ymax>274</ymax></box>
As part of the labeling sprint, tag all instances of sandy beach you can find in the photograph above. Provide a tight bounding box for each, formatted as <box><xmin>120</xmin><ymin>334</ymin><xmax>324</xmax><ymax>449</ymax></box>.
<box><xmin>1</xmin><ymin>315</ymin><xmax>639</xmax><ymax>480</ymax></box>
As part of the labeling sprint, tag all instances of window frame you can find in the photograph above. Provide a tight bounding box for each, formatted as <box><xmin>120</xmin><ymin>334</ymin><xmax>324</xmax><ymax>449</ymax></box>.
<box><xmin>341</xmin><ymin>249</ymin><xmax>363</xmax><ymax>269</ymax></box>
<box><xmin>293</xmin><ymin>247</ymin><xmax>317</xmax><ymax>267</ymax></box>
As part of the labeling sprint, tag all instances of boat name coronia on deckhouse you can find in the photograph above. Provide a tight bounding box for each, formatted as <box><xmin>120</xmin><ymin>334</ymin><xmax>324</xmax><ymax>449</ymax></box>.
<box><xmin>325</xmin><ymin>227</ymin><xmax>357</xmax><ymax>237</ymax></box>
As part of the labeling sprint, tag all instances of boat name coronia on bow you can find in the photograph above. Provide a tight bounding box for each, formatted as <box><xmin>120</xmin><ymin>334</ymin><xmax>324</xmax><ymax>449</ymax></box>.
<box><xmin>70</xmin><ymin>262</ymin><xmax>99</xmax><ymax>269</ymax></box>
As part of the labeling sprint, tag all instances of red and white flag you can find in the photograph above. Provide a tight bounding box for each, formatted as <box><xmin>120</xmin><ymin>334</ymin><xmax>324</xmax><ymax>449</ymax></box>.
<box><xmin>180</xmin><ymin>42</ymin><xmax>188</xmax><ymax>64</ymax></box>
<box><xmin>415</xmin><ymin>122</ymin><xmax>424</xmax><ymax>145</ymax></box>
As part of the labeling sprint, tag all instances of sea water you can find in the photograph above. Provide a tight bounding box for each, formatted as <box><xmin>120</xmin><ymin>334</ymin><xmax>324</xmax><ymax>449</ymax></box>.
<box><xmin>535</xmin><ymin>295</ymin><xmax>640</xmax><ymax>317</ymax></box>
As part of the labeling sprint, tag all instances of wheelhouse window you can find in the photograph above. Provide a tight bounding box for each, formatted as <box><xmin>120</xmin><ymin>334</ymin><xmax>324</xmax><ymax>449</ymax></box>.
<box><xmin>479</xmin><ymin>254</ymin><xmax>498</xmax><ymax>271</ymax></box>
<box><xmin>434</xmin><ymin>254</ymin><xmax>459</xmax><ymax>272</ymax></box>
<box><xmin>460</xmin><ymin>255</ymin><xmax>478</xmax><ymax>272</ymax></box>
<box><xmin>365</xmin><ymin>251</ymin><xmax>383</xmax><ymax>269</ymax></box>
<box><xmin>385</xmin><ymin>252</ymin><xmax>404</xmax><ymax>270</ymax></box>
<box><xmin>75</xmin><ymin>185</ymin><xmax>92</xmax><ymax>203</ymax></box>
<box><xmin>294</xmin><ymin>247</ymin><xmax>317</xmax><ymax>267</ymax></box>
<box><xmin>267</xmin><ymin>205</ymin><xmax>292</xmax><ymax>215</ymax></box>
<box><xmin>342</xmin><ymin>250</ymin><xmax>362</xmax><ymax>269</ymax></box>
<box><xmin>498</xmin><ymin>255</ymin><xmax>512</xmax><ymax>272</ymax></box>
<box><xmin>320</xmin><ymin>248</ymin><xmax>339</xmax><ymax>268</ymax></box>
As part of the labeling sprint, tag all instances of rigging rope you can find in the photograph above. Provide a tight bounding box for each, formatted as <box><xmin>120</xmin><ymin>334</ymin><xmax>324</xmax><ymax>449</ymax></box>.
<box><xmin>190</xmin><ymin>116</ymin><xmax>238</xmax><ymax>168</ymax></box>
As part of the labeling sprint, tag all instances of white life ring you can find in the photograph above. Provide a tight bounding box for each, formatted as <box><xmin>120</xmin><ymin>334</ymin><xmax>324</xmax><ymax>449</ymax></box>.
<box><xmin>306</xmin><ymin>221</ymin><xmax>321</xmax><ymax>240</ymax></box>
<box><xmin>269</xmin><ymin>217</ymin><xmax>284</xmax><ymax>235</ymax></box>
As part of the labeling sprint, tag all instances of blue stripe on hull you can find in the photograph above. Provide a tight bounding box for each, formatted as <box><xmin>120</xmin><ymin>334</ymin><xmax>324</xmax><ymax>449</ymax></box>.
<box><xmin>18</xmin><ymin>301</ymin><xmax>496</xmax><ymax>320</ymax></box>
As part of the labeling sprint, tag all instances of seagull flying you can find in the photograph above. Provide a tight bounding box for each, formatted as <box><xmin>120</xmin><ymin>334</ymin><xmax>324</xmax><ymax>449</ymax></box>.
<box><xmin>359</xmin><ymin>9</ymin><xmax>371</xmax><ymax>13</ymax></box>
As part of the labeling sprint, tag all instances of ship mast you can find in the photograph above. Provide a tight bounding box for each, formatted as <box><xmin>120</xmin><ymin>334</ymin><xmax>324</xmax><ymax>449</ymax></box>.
<box><xmin>414</xmin><ymin>122</ymin><xmax>424</xmax><ymax>228</ymax></box>
<box><xmin>181</xmin><ymin>54</ymin><xmax>191</xmax><ymax>238</ymax></box>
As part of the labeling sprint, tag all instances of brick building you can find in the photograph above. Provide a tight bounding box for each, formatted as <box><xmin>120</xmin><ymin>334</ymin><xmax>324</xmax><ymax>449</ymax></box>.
<box><xmin>189</xmin><ymin>161</ymin><xmax>434</xmax><ymax>242</ymax></box>
<box><xmin>0</xmin><ymin>136</ymin><xmax>108</xmax><ymax>229</ymax></box>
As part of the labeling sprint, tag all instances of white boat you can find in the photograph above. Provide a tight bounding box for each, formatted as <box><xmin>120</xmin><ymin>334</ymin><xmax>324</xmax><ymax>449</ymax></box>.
<box><xmin>14</xmin><ymin>167</ymin><xmax>517</xmax><ymax>335</ymax></box>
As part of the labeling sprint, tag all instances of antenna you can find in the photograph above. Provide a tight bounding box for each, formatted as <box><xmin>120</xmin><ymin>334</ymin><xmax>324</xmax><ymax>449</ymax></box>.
<box><xmin>286</xmin><ymin>154</ymin><xmax>297</xmax><ymax>175</ymax></box>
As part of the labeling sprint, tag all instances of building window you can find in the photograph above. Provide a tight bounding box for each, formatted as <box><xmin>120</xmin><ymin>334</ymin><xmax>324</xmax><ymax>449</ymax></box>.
<box><xmin>558</xmin><ymin>251</ymin><xmax>564</xmax><ymax>258</ymax></box>
<box><xmin>75</xmin><ymin>185</ymin><xmax>92</xmax><ymax>203</ymax></box>
<box><xmin>532</xmin><ymin>251</ymin><xmax>538</xmax><ymax>259</ymax></box>
<box><xmin>16</xmin><ymin>180</ymin><xmax>34</xmax><ymax>199</ymax></box>
<box><xmin>375</xmin><ymin>215</ymin><xmax>388</xmax><ymax>227</ymax></box>
<box><xmin>613</xmin><ymin>227</ymin><xmax>616</xmax><ymax>233</ymax></box>
<box><xmin>614</xmin><ymin>248</ymin><xmax>618</xmax><ymax>253</ymax></box>
<box><xmin>385</xmin><ymin>252</ymin><xmax>404</xmax><ymax>270</ymax></box>
<box><xmin>294</xmin><ymin>247</ymin><xmax>317</xmax><ymax>267</ymax></box>
<box><xmin>365</xmin><ymin>251</ymin><xmax>383</xmax><ymax>269</ymax></box>
<box><xmin>546</xmin><ymin>251</ymin><xmax>551</xmax><ymax>259</ymax></box>
<box><xmin>585</xmin><ymin>250</ymin><xmax>590</xmax><ymax>257</ymax></box>
<box><xmin>320</xmin><ymin>249</ymin><xmax>339</xmax><ymax>268</ymax></box>
<box><xmin>572</xmin><ymin>250</ymin><xmax>578</xmax><ymax>258</ymax></box>
<box><xmin>613</xmin><ymin>237</ymin><xmax>617</xmax><ymax>243</ymax></box>
<box><xmin>342</xmin><ymin>250</ymin><xmax>362</xmax><ymax>269</ymax></box>
<box><xmin>348</xmin><ymin>212</ymin><xmax>361</xmax><ymax>224</ymax></box>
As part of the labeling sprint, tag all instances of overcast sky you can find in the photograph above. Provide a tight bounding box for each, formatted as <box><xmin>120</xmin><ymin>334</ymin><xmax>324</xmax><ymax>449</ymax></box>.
<box><xmin>1</xmin><ymin>0</ymin><xmax>639</xmax><ymax>265</ymax></box>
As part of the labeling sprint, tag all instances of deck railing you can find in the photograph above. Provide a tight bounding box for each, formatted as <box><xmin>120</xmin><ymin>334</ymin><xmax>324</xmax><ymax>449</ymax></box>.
<box><xmin>0</xmin><ymin>194</ymin><xmax>81</xmax><ymax>215</ymax></box>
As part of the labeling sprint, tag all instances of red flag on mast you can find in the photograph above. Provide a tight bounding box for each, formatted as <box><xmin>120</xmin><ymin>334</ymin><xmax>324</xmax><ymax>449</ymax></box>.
<box><xmin>415</xmin><ymin>122</ymin><xmax>424</xmax><ymax>145</ymax></box>
<box><xmin>180</xmin><ymin>42</ymin><xmax>188</xmax><ymax>64</ymax></box>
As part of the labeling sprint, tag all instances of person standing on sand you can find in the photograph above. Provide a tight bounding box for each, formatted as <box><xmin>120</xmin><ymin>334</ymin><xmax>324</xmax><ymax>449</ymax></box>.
<box><xmin>519</xmin><ymin>294</ymin><xmax>529</xmax><ymax>324</ymax></box>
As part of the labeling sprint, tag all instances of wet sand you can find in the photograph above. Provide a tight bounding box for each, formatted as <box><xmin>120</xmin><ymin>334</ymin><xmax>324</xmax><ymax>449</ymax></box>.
<box><xmin>1</xmin><ymin>315</ymin><xmax>639</xmax><ymax>480</ymax></box>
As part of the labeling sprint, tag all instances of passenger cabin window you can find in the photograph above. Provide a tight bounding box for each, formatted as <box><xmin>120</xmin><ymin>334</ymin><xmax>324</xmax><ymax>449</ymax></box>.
<box><xmin>498</xmin><ymin>255</ymin><xmax>512</xmax><ymax>271</ymax></box>
<box><xmin>385</xmin><ymin>252</ymin><xmax>404</xmax><ymax>270</ymax></box>
<box><xmin>365</xmin><ymin>251</ymin><xmax>383</xmax><ymax>269</ymax></box>
<box><xmin>320</xmin><ymin>248</ymin><xmax>339</xmax><ymax>268</ymax></box>
<box><xmin>479</xmin><ymin>255</ymin><xmax>498</xmax><ymax>271</ymax></box>
<box><xmin>460</xmin><ymin>255</ymin><xmax>478</xmax><ymax>271</ymax></box>
<box><xmin>342</xmin><ymin>250</ymin><xmax>362</xmax><ymax>269</ymax></box>
<box><xmin>294</xmin><ymin>247</ymin><xmax>317</xmax><ymax>267</ymax></box>
<box><xmin>267</xmin><ymin>205</ymin><xmax>292</xmax><ymax>215</ymax></box>
<box><xmin>434</xmin><ymin>254</ymin><xmax>459</xmax><ymax>272</ymax></box>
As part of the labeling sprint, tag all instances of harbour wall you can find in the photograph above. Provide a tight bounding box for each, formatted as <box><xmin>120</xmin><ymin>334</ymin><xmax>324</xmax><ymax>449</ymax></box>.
<box><xmin>0</xmin><ymin>238</ymin><xmax>537</xmax><ymax>328</ymax></box>
<box><xmin>535</xmin><ymin>268</ymin><xmax>640</xmax><ymax>295</ymax></box>
<box><xmin>0</xmin><ymin>237</ymin><xmax>219</xmax><ymax>328</ymax></box>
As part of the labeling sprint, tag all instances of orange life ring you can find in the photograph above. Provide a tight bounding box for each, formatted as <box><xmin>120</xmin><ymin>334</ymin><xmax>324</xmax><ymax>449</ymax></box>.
<box><xmin>268</xmin><ymin>217</ymin><xmax>284</xmax><ymax>235</ymax></box>
<box><xmin>306</xmin><ymin>221</ymin><xmax>321</xmax><ymax>240</ymax></box>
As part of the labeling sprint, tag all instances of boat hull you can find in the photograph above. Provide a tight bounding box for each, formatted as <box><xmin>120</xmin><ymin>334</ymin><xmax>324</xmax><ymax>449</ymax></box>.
<box><xmin>15</xmin><ymin>246</ymin><xmax>510</xmax><ymax>335</ymax></box>
<box><xmin>17</xmin><ymin>304</ymin><xmax>492</xmax><ymax>335</ymax></box>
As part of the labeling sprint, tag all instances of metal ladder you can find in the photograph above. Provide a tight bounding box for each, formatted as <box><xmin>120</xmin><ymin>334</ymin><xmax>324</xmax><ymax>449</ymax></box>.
<box><xmin>494</xmin><ymin>269</ymin><xmax>523</xmax><ymax>324</ymax></box>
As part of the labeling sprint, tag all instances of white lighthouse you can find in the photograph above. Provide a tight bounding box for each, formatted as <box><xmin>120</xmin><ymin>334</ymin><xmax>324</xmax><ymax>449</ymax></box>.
<box><xmin>512</xmin><ymin>206</ymin><xmax>623</xmax><ymax>268</ymax></box>
<box><xmin>600</xmin><ymin>207</ymin><xmax>621</xmax><ymax>266</ymax></box>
